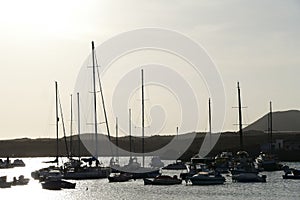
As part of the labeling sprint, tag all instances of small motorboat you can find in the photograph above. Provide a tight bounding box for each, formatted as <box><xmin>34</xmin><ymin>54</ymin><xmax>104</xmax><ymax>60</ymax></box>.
<box><xmin>41</xmin><ymin>180</ymin><xmax>62</xmax><ymax>190</ymax></box>
<box><xmin>31</xmin><ymin>166</ymin><xmax>61</xmax><ymax>180</ymax></box>
<box><xmin>11</xmin><ymin>175</ymin><xmax>30</xmax><ymax>186</ymax></box>
<box><xmin>180</xmin><ymin>163</ymin><xmax>214</xmax><ymax>180</ymax></box>
<box><xmin>0</xmin><ymin>158</ymin><xmax>13</xmax><ymax>169</ymax></box>
<box><xmin>12</xmin><ymin>159</ymin><xmax>26</xmax><ymax>167</ymax></box>
<box><xmin>232</xmin><ymin>173</ymin><xmax>267</xmax><ymax>183</ymax></box>
<box><xmin>143</xmin><ymin>175</ymin><xmax>182</xmax><ymax>185</ymax></box>
<box><xmin>214</xmin><ymin>152</ymin><xmax>233</xmax><ymax>174</ymax></box>
<box><xmin>108</xmin><ymin>173</ymin><xmax>132</xmax><ymax>182</ymax></box>
<box><xmin>41</xmin><ymin>179</ymin><xmax>76</xmax><ymax>190</ymax></box>
<box><xmin>163</xmin><ymin>160</ymin><xmax>187</xmax><ymax>170</ymax></box>
<box><xmin>39</xmin><ymin>169</ymin><xmax>63</xmax><ymax>182</ymax></box>
<box><xmin>255</xmin><ymin>152</ymin><xmax>282</xmax><ymax>172</ymax></box>
<box><xmin>282</xmin><ymin>166</ymin><xmax>300</xmax><ymax>179</ymax></box>
<box><xmin>0</xmin><ymin>176</ymin><xmax>12</xmax><ymax>188</ymax></box>
<box><xmin>186</xmin><ymin>172</ymin><xmax>225</xmax><ymax>185</ymax></box>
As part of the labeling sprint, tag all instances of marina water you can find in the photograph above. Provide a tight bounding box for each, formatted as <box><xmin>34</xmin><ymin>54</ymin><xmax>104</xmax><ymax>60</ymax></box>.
<box><xmin>0</xmin><ymin>157</ymin><xmax>299</xmax><ymax>200</ymax></box>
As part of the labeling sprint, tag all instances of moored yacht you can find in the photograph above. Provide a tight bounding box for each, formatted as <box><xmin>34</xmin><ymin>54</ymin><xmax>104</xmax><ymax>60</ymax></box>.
<box><xmin>186</xmin><ymin>171</ymin><xmax>225</xmax><ymax>185</ymax></box>
<box><xmin>143</xmin><ymin>175</ymin><xmax>182</xmax><ymax>185</ymax></box>
<box><xmin>282</xmin><ymin>166</ymin><xmax>300</xmax><ymax>180</ymax></box>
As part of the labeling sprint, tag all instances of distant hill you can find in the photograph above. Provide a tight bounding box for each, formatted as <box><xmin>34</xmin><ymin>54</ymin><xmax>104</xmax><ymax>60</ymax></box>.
<box><xmin>244</xmin><ymin>110</ymin><xmax>300</xmax><ymax>132</ymax></box>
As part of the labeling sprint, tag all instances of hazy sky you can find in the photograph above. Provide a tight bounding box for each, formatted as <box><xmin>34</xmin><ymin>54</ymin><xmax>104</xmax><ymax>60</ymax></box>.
<box><xmin>0</xmin><ymin>0</ymin><xmax>299</xmax><ymax>139</ymax></box>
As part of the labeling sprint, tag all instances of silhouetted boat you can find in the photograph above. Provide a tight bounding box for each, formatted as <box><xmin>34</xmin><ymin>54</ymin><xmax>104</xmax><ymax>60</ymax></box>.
<box><xmin>0</xmin><ymin>157</ymin><xmax>13</xmax><ymax>169</ymax></box>
<box><xmin>11</xmin><ymin>175</ymin><xmax>29</xmax><ymax>186</ymax></box>
<box><xmin>230</xmin><ymin>84</ymin><xmax>267</xmax><ymax>183</ymax></box>
<box><xmin>232</xmin><ymin>173</ymin><xmax>266</xmax><ymax>183</ymax></box>
<box><xmin>231</xmin><ymin>151</ymin><xmax>259</xmax><ymax>175</ymax></box>
<box><xmin>0</xmin><ymin>158</ymin><xmax>25</xmax><ymax>169</ymax></box>
<box><xmin>186</xmin><ymin>172</ymin><xmax>225</xmax><ymax>185</ymax></box>
<box><xmin>163</xmin><ymin>160</ymin><xmax>186</xmax><ymax>170</ymax></box>
<box><xmin>0</xmin><ymin>176</ymin><xmax>12</xmax><ymax>188</ymax></box>
<box><xmin>111</xmin><ymin>70</ymin><xmax>161</xmax><ymax>179</ymax></box>
<box><xmin>255</xmin><ymin>102</ymin><xmax>283</xmax><ymax>172</ymax></box>
<box><xmin>231</xmin><ymin>151</ymin><xmax>267</xmax><ymax>183</ymax></box>
<box><xmin>41</xmin><ymin>179</ymin><xmax>76</xmax><ymax>190</ymax></box>
<box><xmin>108</xmin><ymin>173</ymin><xmax>132</xmax><ymax>182</ymax></box>
<box><xmin>111</xmin><ymin>157</ymin><xmax>160</xmax><ymax>179</ymax></box>
<box><xmin>64</xmin><ymin>42</ymin><xmax>110</xmax><ymax>180</ymax></box>
<box><xmin>214</xmin><ymin>152</ymin><xmax>233</xmax><ymax>174</ymax></box>
<box><xmin>143</xmin><ymin>175</ymin><xmax>182</xmax><ymax>185</ymax></box>
<box><xmin>31</xmin><ymin>166</ymin><xmax>61</xmax><ymax>180</ymax></box>
<box><xmin>12</xmin><ymin>159</ymin><xmax>26</xmax><ymax>167</ymax></box>
<box><xmin>180</xmin><ymin>162</ymin><xmax>214</xmax><ymax>180</ymax></box>
<box><xmin>282</xmin><ymin>166</ymin><xmax>300</xmax><ymax>179</ymax></box>
<box><xmin>63</xmin><ymin>165</ymin><xmax>110</xmax><ymax>180</ymax></box>
<box><xmin>255</xmin><ymin>152</ymin><xmax>282</xmax><ymax>171</ymax></box>
<box><xmin>32</xmin><ymin>82</ymin><xmax>65</xmax><ymax>181</ymax></box>
<box><xmin>38</xmin><ymin>169</ymin><xmax>63</xmax><ymax>182</ymax></box>
<box><xmin>41</xmin><ymin>180</ymin><xmax>61</xmax><ymax>190</ymax></box>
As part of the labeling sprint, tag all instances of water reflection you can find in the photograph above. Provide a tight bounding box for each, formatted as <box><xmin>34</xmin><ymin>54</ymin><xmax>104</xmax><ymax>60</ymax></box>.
<box><xmin>0</xmin><ymin>158</ymin><xmax>299</xmax><ymax>200</ymax></box>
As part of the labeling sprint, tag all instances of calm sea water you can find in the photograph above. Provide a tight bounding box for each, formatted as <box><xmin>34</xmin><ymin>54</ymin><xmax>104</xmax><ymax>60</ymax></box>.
<box><xmin>0</xmin><ymin>157</ymin><xmax>299</xmax><ymax>200</ymax></box>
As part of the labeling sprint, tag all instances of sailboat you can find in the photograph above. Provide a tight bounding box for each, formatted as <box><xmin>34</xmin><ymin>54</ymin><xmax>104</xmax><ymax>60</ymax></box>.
<box><xmin>63</xmin><ymin>41</ymin><xmax>111</xmax><ymax>180</ymax></box>
<box><xmin>107</xmin><ymin>117</ymin><xmax>133</xmax><ymax>183</ymax></box>
<box><xmin>129</xmin><ymin>69</ymin><xmax>160</xmax><ymax>178</ymax></box>
<box><xmin>31</xmin><ymin>81</ymin><xmax>63</xmax><ymax>180</ymax></box>
<box><xmin>63</xmin><ymin>94</ymin><xmax>82</xmax><ymax>170</ymax></box>
<box><xmin>181</xmin><ymin>99</ymin><xmax>226</xmax><ymax>185</ymax></box>
<box><xmin>255</xmin><ymin>101</ymin><xmax>283</xmax><ymax>171</ymax></box>
<box><xmin>111</xmin><ymin>69</ymin><xmax>160</xmax><ymax>179</ymax></box>
<box><xmin>231</xmin><ymin>82</ymin><xmax>267</xmax><ymax>183</ymax></box>
<box><xmin>30</xmin><ymin>82</ymin><xmax>76</xmax><ymax>188</ymax></box>
<box><xmin>162</xmin><ymin>127</ymin><xmax>186</xmax><ymax>170</ymax></box>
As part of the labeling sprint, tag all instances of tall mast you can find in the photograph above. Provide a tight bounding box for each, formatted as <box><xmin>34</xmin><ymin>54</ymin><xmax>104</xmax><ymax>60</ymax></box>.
<box><xmin>116</xmin><ymin>117</ymin><xmax>119</xmax><ymax>161</ymax></box>
<box><xmin>91</xmin><ymin>41</ymin><xmax>99</xmax><ymax>162</ymax></box>
<box><xmin>55</xmin><ymin>81</ymin><xmax>59</xmax><ymax>165</ymax></box>
<box><xmin>129</xmin><ymin>108</ymin><xmax>132</xmax><ymax>160</ymax></box>
<box><xmin>94</xmin><ymin>43</ymin><xmax>113</xmax><ymax>156</ymax></box>
<box><xmin>70</xmin><ymin>94</ymin><xmax>73</xmax><ymax>158</ymax></box>
<box><xmin>237</xmin><ymin>82</ymin><xmax>243</xmax><ymax>150</ymax></box>
<box><xmin>141</xmin><ymin>69</ymin><xmax>145</xmax><ymax>167</ymax></box>
<box><xmin>269</xmin><ymin>101</ymin><xmax>273</xmax><ymax>153</ymax></box>
<box><xmin>209</xmin><ymin>98</ymin><xmax>212</xmax><ymax>149</ymax></box>
<box><xmin>77</xmin><ymin>92</ymin><xmax>81</xmax><ymax>160</ymax></box>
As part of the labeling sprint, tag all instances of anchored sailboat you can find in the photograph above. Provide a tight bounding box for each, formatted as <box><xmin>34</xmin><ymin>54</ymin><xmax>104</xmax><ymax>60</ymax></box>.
<box><xmin>255</xmin><ymin>101</ymin><xmax>283</xmax><ymax>171</ymax></box>
<box><xmin>231</xmin><ymin>82</ymin><xmax>267</xmax><ymax>182</ymax></box>
<box><xmin>63</xmin><ymin>41</ymin><xmax>111</xmax><ymax>179</ymax></box>
<box><xmin>110</xmin><ymin>69</ymin><xmax>160</xmax><ymax>179</ymax></box>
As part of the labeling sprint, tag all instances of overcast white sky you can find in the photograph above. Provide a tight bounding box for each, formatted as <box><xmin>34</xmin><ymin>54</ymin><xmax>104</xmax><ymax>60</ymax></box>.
<box><xmin>0</xmin><ymin>0</ymin><xmax>299</xmax><ymax>139</ymax></box>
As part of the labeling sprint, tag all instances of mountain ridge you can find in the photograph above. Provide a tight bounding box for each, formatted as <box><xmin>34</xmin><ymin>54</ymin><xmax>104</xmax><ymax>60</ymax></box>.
<box><xmin>244</xmin><ymin>110</ymin><xmax>300</xmax><ymax>132</ymax></box>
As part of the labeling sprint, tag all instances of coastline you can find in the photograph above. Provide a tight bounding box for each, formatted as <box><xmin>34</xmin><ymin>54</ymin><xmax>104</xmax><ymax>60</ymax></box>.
<box><xmin>0</xmin><ymin>131</ymin><xmax>299</xmax><ymax>161</ymax></box>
